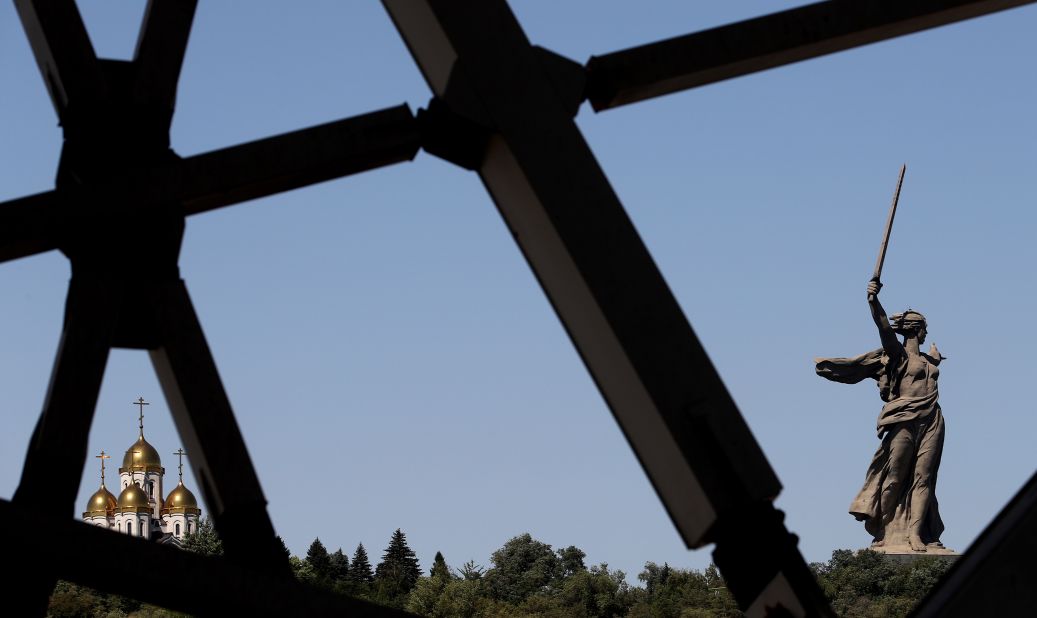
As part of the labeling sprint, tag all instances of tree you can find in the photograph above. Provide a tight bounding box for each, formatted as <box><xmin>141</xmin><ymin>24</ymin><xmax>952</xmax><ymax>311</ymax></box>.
<box><xmin>181</xmin><ymin>517</ymin><xmax>223</xmax><ymax>557</ymax></box>
<box><xmin>306</xmin><ymin>538</ymin><xmax>332</xmax><ymax>582</ymax></box>
<box><xmin>430</xmin><ymin>551</ymin><xmax>452</xmax><ymax>582</ymax></box>
<box><xmin>376</xmin><ymin>528</ymin><xmax>422</xmax><ymax>587</ymax></box>
<box><xmin>812</xmin><ymin>549</ymin><xmax>952</xmax><ymax>617</ymax></box>
<box><xmin>555</xmin><ymin>563</ymin><xmax>634</xmax><ymax>617</ymax></box>
<box><xmin>351</xmin><ymin>543</ymin><xmax>375</xmax><ymax>584</ymax></box>
<box><xmin>484</xmin><ymin>533</ymin><xmax>562</xmax><ymax>605</ymax></box>
<box><xmin>557</xmin><ymin>545</ymin><xmax>587</xmax><ymax>578</ymax></box>
<box><xmin>457</xmin><ymin>560</ymin><xmax>485</xmax><ymax>581</ymax></box>
<box><xmin>276</xmin><ymin>535</ymin><xmax>291</xmax><ymax>562</ymax></box>
<box><xmin>375</xmin><ymin>529</ymin><xmax>422</xmax><ymax>606</ymax></box>
<box><xmin>329</xmin><ymin>548</ymin><xmax>350</xmax><ymax>583</ymax></box>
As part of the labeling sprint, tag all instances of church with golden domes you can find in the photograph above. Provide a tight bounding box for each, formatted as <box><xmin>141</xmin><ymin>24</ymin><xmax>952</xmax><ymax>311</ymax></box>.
<box><xmin>82</xmin><ymin>398</ymin><xmax>201</xmax><ymax>545</ymax></box>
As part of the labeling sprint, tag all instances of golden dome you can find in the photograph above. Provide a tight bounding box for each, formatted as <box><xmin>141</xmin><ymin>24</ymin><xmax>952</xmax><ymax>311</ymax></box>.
<box><xmin>121</xmin><ymin>435</ymin><xmax>164</xmax><ymax>473</ymax></box>
<box><xmin>117</xmin><ymin>482</ymin><xmax>152</xmax><ymax>513</ymax></box>
<box><xmin>163</xmin><ymin>482</ymin><xmax>201</xmax><ymax>515</ymax></box>
<box><xmin>83</xmin><ymin>484</ymin><xmax>116</xmax><ymax>518</ymax></box>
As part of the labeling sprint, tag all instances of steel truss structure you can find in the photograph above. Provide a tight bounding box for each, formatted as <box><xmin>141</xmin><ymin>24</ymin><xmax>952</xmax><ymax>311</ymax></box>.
<box><xmin>2</xmin><ymin>1</ymin><xmax>1035</xmax><ymax>616</ymax></box>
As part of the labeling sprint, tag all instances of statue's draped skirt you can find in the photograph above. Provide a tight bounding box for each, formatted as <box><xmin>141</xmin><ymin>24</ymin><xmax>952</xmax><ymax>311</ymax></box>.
<box><xmin>850</xmin><ymin>405</ymin><xmax>945</xmax><ymax>544</ymax></box>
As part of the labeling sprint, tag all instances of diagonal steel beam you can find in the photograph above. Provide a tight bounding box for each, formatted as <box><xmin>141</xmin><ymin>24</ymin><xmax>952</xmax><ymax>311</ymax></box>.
<box><xmin>586</xmin><ymin>0</ymin><xmax>1037</xmax><ymax>111</ymax></box>
<box><xmin>178</xmin><ymin>104</ymin><xmax>420</xmax><ymax>216</ymax></box>
<box><xmin>0</xmin><ymin>499</ymin><xmax>415</xmax><ymax>617</ymax></box>
<box><xmin>149</xmin><ymin>279</ymin><xmax>290</xmax><ymax>575</ymax></box>
<box><xmin>131</xmin><ymin>0</ymin><xmax>199</xmax><ymax>114</ymax></box>
<box><xmin>14</xmin><ymin>0</ymin><xmax>107</xmax><ymax>121</ymax></box>
<box><xmin>912</xmin><ymin>471</ymin><xmax>1037</xmax><ymax>617</ymax></box>
<box><xmin>384</xmin><ymin>1</ymin><xmax>831</xmax><ymax>614</ymax></box>
<box><xmin>10</xmin><ymin>279</ymin><xmax>118</xmax><ymax>616</ymax></box>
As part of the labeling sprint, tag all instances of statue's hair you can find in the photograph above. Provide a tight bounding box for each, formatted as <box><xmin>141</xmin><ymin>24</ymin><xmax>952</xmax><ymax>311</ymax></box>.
<box><xmin>890</xmin><ymin>309</ymin><xmax>927</xmax><ymax>334</ymax></box>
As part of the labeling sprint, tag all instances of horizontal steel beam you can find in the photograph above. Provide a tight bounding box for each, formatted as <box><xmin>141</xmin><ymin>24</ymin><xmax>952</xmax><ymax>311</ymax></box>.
<box><xmin>178</xmin><ymin>104</ymin><xmax>420</xmax><ymax>215</ymax></box>
<box><xmin>586</xmin><ymin>0</ymin><xmax>1037</xmax><ymax>111</ymax></box>
<box><xmin>0</xmin><ymin>106</ymin><xmax>421</xmax><ymax>264</ymax></box>
<box><xmin>0</xmin><ymin>498</ymin><xmax>413</xmax><ymax>617</ymax></box>
<box><xmin>0</xmin><ymin>190</ymin><xmax>63</xmax><ymax>263</ymax></box>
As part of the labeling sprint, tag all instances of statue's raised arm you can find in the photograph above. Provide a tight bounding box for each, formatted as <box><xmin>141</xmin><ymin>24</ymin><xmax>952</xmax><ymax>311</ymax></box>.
<box><xmin>866</xmin><ymin>279</ymin><xmax>900</xmax><ymax>358</ymax></box>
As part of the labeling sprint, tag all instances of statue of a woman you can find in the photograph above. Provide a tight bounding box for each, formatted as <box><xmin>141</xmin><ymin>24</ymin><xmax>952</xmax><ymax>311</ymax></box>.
<box><xmin>815</xmin><ymin>279</ymin><xmax>948</xmax><ymax>552</ymax></box>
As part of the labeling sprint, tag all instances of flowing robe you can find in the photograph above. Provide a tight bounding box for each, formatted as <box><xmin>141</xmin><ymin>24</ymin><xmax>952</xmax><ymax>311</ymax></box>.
<box><xmin>816</xmin><ymin>347</ymin><xmax>945</xmax><ymax>546</ymax></box>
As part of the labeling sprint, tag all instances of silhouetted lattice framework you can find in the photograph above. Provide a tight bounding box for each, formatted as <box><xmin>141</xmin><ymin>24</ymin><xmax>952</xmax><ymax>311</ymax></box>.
<box><xmin>3</xmin><ymin>1</ymin><xmax>1035</xmax><ymax>616</ymax></box>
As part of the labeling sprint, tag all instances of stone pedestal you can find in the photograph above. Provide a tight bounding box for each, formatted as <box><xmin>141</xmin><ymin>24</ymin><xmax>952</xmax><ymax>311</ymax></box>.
<box><xmin>868</xmin><ymin>545</ymin><xmax>960</xmax><ymax>564</ymax></box>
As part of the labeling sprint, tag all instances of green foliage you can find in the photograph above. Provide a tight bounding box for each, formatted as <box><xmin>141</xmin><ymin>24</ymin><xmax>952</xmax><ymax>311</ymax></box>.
<box><xmin>374</xmin><ymin>529</ymin><xmax>422</xmax><ymax>607</ymax></box>
<box><xmin>484</xmin><ymin>533</ymin><xmax>563</xmax><ymax>604</ymax></box>
<box><xmin>306</xmin><ymin>537</ymin><xmax>332</xmax><ymax>583</ymax></box>
<box><xmin>350</xmin><ymin>543</ymin><xmax>375</xmax><ymax>584</ymax></box>
<box><xmin>289</xmin><ymin>555</ymin><xmax>308</xmax><ymax>580</ymax></box>
<box><xmin>329</xmin><ymin>548</ymin><xmax>350</xmax><ymax>583</ymax></box>
<box><xmin>50</xmin><ymin>526</ymin><xmax>953</xmax><ymax>618</ymax></box>
<box><xmin>628</xmin><ymin>561</ymin><xmax>739</xmax><ymax>617</ymax></box>
<box><xmin>48</xmin><ymin>581</ymin><xmax>189</xmax><ymax>618</ymax></box>
<box><xmin>458</xmin><ymin>560</ymin><xmax>485</xmax><ymax>581</ymax></box>
<box><xmin>180</xmin><ymin>517</ymin><xmax>223</xmax><ymax>557</ymax></box>
<box><xmin>558</xmin><ymin>545</ymin><xmax>588</xmax><ymax>577</ymax></box>
<box><xmin>811</xmin><ymin>549</ymin><xmax>953</xmax><ymax>617</ymax></box>
<box><xmin>430</xmin><ymin>551</ymin><xmax>452</xmax><ymax>582</ymax></box>
<box><xmin>555</xmin><ymin>563</ymin><xmax>633</xmax><ymax>617</ymax></box>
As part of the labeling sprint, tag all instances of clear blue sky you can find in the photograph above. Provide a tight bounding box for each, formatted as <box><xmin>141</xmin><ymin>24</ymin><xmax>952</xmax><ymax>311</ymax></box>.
<box><xmin>2</xmin><ymin>1</ymin><xmax>1036</xmax><ymax>582</ymax></box>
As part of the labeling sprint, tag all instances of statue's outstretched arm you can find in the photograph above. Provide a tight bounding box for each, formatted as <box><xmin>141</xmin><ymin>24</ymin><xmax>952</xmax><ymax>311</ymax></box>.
<box><xmin>867</xmin><ymin>279</ymin><xmax>899</xmax><ymax>356</ymax></box>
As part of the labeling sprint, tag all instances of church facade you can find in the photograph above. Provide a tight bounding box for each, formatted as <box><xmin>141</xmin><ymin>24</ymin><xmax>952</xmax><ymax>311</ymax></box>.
<box><xmin>82</xmin><ymin>398</ymin><xmax>201</xmax><ymax>545</ymax></box>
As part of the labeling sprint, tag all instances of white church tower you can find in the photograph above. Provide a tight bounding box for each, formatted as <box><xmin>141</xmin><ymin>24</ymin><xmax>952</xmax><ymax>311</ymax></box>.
<box><xmin>83</xmin><ymin>397</ymin><xmax>202</xmax><ymax>544</ymax></box>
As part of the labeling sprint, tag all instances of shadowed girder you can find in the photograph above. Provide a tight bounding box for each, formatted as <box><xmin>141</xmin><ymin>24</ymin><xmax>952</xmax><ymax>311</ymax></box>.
<box><xmin>3</xmin><ymin>1</ymin><xmax>1036</xmax><ymax>616</ymax></box>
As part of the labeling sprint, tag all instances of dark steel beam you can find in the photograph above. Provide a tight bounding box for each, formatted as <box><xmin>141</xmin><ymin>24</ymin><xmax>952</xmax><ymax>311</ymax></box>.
<box><xmin>11</xmin><ymin>280</ymin><xmax>118</xmax><ymax>616</ymax></box>
<box><xmin>586</xmin><ymin>0</ymin><xmax>1037</xmax><ymax>111</ymax></box>
<box><xmin>0</xmin><ymin>499</ymin><xmax>414</xmax><ymax>617</ymax></box>
<box><xmin>13</xmin><ymin>280</ymin><xmax>118</xmax><ymax>510</ymax></box>
<box><xmin>384</xmin><ymin>2</ymin><xmax>831</xmax><ymax>614</ymax></box>
<box><xmin>149</xmin><ymin>280</ymin><xmax>289</xmax><ymax>575</ymax></box>
<box><xmin>0</xmin><ymin>106</ymin><xmax>420</xmax><ymax>265</ymax></box>
<box><xmin>132</xmin><ymin>0</ymin><xmax>199</xmax><ymax>113</ymax></box>
<box><xmin>912</xmin><ymin>471</ymin><xmax>1037</xmax><ymax>617</ymax></box>
<box><xmin>0</xmin><ymin>190</ymin><xmax>63</xmax><ymax>263</ymax></box>
<box><xmin>13</xmin><ymin>0</ymin><xmax>106</xmax><ymax>120</ymax></box>
<box><xmin>177</xmin><ymin>104</ymin><xmax>420</xmax><ymax>215</ymax></box>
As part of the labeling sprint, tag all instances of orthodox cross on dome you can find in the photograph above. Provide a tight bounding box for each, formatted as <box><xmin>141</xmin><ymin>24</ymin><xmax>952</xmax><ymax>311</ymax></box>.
<box><xmin>173</xmin><ymin>448</ymin><xmax>186</xmax><ymax>483</ymax></box>
<box><xmin>95</xmin><ymin>450</ymin><xmax>110</xmax><ymax>485</ymax></box>
<box><xmin>134</xmin><ymin>397</ymin><xmax>149</xmax><ymax>436</ymax></box>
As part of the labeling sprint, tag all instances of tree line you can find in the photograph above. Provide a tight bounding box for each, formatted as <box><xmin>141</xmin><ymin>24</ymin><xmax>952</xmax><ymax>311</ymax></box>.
<box><xmin>48</xmin><ymin>519</ymin><xmax>952</xmax><ymax>617</ymax></box>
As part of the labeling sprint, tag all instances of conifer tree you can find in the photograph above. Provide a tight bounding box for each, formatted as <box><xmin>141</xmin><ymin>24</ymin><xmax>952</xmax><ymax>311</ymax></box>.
<box><xmin>350</xmin><ymin>543</ymin><xmax>375</xmax><ymax>584</ymax></box>
<box><xmin>276</xmin><ymin>535</ymin><xmax>291</xmax><ymax>562</ymax></box>
<box><xmin>375</xmin><ymin>528</ymin><xmax>421</xmax><ymax>593</ymax></box>
<box><xmin>329</xmin><ymin>548</ymin><xmax>350</xmax><ymax>582</ymax></box>
<box><xmin>430</xmin><ymin>551</ymin><xmax>451</xmax><ymax>582</ymax></box>
<box><xmin>306</xmin><ymin>537</ymin><xmax>331</xmax><ymax>581</ymax></box>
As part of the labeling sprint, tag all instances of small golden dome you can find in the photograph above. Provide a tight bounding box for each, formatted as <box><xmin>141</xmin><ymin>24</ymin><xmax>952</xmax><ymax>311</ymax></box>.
<box><xmin>163</xmin><ymin>482</ymin><xmax>201</xmax><ymax>515</ymax></box>
<box><xmin>83</xmin><ymin>484</ymin><xmax>117</xmax><ymax>517</ymax></box>
<box><xmin>117</xmin><ymin>482</ymin><xmax>152</xmax><ymax>513</ymax></box>
<box><xmin>121</xmin><ymin>435</ymin><xmax>163</xmax><ymax>473</ymax></box>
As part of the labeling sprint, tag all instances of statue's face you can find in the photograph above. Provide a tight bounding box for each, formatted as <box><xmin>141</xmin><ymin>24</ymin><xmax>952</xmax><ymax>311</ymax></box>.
<box><xmin>917</xmin><ymin>325</ymin><xmax>927</xmax><ymax>345</ymax></box>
